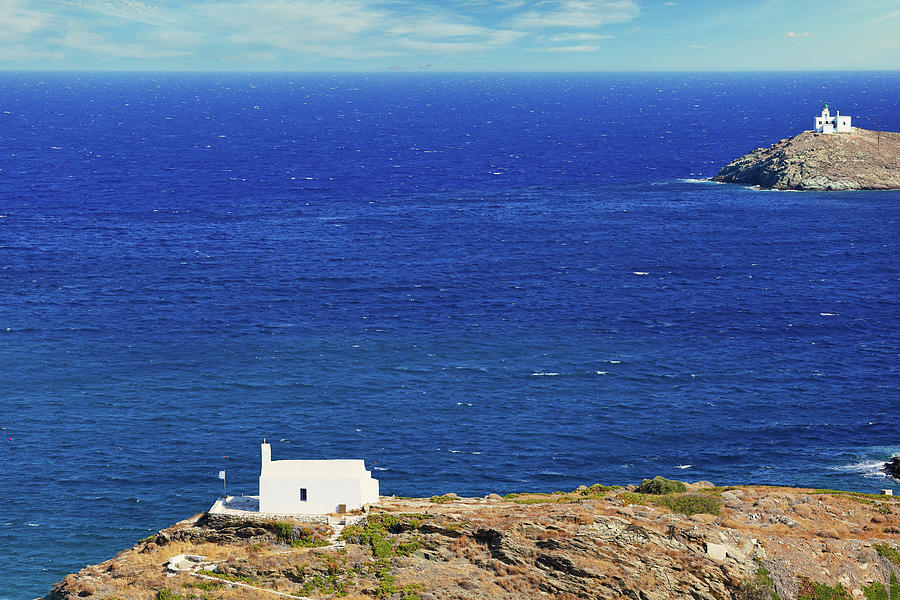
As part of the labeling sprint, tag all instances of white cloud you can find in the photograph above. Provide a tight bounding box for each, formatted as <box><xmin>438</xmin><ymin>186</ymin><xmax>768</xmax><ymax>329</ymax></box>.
<box><xmin>544</xmin><ymin>32</ymin><xmax>612</xmax><ymax>41</ymax></box>
<box><xmin>0</xmin><ymin>45</ymin><xmax>67</xmax><ymax>62</ymax></box>
<box><xmin>389</xmin><ymin>17</ymin><xmax>524</xmax><ymax>50</ymax></box>
<box><xmin>178</xmin><ymin>0</ymin><xmax>525</xmax><ymax>59</ymax></box>
<box><xmin>391</xmin><ymin>26</ymin><xmax>525</xmax><ymax>55</ymax></box>
<box><xmin>223</xmin><ymin>50</ymin><xmax>279</xmax><ymax>64</ymax></box>
<box><xmin>509</xmin><ymin>0</ymin><xmax>638</xmax><ymax>29</ymax></box>
<box><xmin>1</xmin><ymin>0</ymin><xmax>633</xmax><ymax>66</ymax></box>
<box><xmin>60</xmin><ymin>0</ymin><xmax>172</xmax><ymax>26</ymax></box>
<box><xmin>454</xmin><ymin>0</ymin><xmax>528</xmax><ymax>8</ymax></box>
<box><xmin>196</xmin><ymin>0</ymin><xmax>384</xmax><ymax>48</ymax></box>
<box><xmin>389</xmin><ymin>19</ymin><xmax>508</xmax><ymax>41</ymax></box>
<box><xmin>871</xmin><ymin>9</ymin><xmax>900</xmax><ymax>23</ymax></box>
<box><xmin>539</xmin><ymin>44</ymin><xmax>600</xmax><ymax>52</ymax></box>
<box><xmin>785</xmin><ymin>31</ymin><xmax>812</xmax><ymax>37</ymax></box>
<box><xmin>58</xmin><ymin>28</ymin><xmax>191</xmax><ymax>58</ymax></box>
<box><xmin>0</xmin><ymin>0</ymin><xmax>56</xmax><ymax>42</ymax></box>
<box><xmin>144</xmin><ymin>29</ymin><xmax>202</xmax><ymax>50</ymax></box>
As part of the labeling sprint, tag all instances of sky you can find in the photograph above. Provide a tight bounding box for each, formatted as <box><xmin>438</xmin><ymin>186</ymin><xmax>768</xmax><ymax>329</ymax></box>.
<box><xmin>1</xmin><ymin>0</ymin><xmax>899</xmax><ymax>71</ymax></box>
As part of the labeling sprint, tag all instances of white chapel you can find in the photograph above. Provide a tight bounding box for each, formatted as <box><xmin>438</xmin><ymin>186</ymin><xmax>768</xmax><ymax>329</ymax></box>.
<box><xmin>258</xmin><ymin>440</ymin><xmax>380</xmax><ymax>514</ymax></box>
<box><xmin>814</xmin><ymin>103</ymin><xmax>852</xmax><ymax>134</ymax></box>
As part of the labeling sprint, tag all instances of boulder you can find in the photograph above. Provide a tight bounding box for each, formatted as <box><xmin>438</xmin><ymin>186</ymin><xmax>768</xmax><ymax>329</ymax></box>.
<box><xmin>705</xmin><ymin>542</ymin><xmax>727</xmax><ymax>561</ymax></box>
<box><xmin>884</xmin><ymin>456</ymin><xmax>900</xmax><ymax>479</ymax></box>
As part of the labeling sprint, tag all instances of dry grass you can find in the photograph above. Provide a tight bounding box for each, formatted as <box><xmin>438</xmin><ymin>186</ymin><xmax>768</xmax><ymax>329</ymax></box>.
<box><xmin>49</xmin><ymin>484</ymin><xmax>900</xmax><ymax>600</ymax></box>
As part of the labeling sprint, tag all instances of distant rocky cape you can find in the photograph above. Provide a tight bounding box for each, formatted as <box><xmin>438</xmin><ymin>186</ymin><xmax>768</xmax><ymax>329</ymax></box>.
<box><xmin>712</xmin><ymin>128</ymin><xmax>900</xmax><ymax>191</ymax></box>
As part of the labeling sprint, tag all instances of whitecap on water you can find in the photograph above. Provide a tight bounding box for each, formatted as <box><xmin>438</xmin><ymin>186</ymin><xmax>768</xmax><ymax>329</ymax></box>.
<box><xmin>675</xmin><ymin>465</ymin><xmax>692</xmax><ymax>469</ymax></box>
<box><xmin>677</xmin><ymin>178</ymin><xmax>721</xmax><ymax>184</ymax></box>
<box><xmin>632</xmin><ymin>271</ymin><xmax>649</xmax><ymax>275</ymax></box>
<box><xmin>830</xmin><ymin>458</ymin><xmax>895</xmax><ymax>479</ymax></box>
<box><xmin>531</xmin><ymin>372</ymin><xmax>560</xmax><ymax>376</ymax></box>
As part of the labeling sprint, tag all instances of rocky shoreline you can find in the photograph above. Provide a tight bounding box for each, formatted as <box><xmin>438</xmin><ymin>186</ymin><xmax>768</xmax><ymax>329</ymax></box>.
<box><xmin>41</xmin><ymin>481</ymin><xmax>900</xmax><ymax>600</ymax></box>
<box><xmin>885</xmin><ymin>457</ymin><xmax>900</xmax><ymax>480</ymax></box>
<box><xmin>711</xmin><ymin>128</ymin><xmax>900</xmax><ymax>191</ymax></box>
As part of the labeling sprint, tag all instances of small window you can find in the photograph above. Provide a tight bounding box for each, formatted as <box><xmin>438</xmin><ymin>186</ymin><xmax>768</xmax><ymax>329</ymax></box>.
<box><xmin>299</xmin><ymin>488</ymin><xmax>308</xmax><ymax>502</ymax></box>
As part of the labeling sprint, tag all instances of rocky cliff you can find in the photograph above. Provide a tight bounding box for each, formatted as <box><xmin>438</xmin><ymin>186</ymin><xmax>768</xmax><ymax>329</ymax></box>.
<box><xmin>42</xmin><ymin>483</ymin><xmax>900</xmax><ymax>600</ymax></box>
<box><xmin>711</xmin><ymin>128</ymin><xmax>900</xmax><ymax>190</ymax></box>
<box><xmin>885</xmin><ymin>457</ymin><xmax>900</xmax><ymax>480</ymax></box>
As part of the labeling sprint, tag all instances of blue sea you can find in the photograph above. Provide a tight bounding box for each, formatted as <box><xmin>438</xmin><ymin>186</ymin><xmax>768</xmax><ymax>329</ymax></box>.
<box><xmin>1</xmin><ymin>71</ymin><xmax>898</xmax><ymax>598</ymax></box>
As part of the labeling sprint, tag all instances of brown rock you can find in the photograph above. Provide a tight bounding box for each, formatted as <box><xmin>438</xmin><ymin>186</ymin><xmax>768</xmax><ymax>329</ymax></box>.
<box><xmin>712</xmin><ymin>128</ymin><xmax>900</xmax><ymax>190</ymax></box>
<box><xmin>39</xmin><ymin>484</ymin><xmax>900</xmax><ymax>600</ymax></box>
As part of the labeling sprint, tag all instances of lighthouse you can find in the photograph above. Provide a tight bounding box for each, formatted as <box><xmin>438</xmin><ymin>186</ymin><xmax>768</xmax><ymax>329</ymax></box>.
<box><xmin>814</xmin><ymin>103</ymin><xmax>852</xmax><ymax>134</ymax></box>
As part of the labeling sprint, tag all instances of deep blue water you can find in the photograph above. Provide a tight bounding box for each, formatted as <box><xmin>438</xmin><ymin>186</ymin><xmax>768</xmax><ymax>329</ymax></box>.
<box><xmin>1</xmin><ymin>71</ymin><xmax>899</xmax><ymax>598</ymax></box>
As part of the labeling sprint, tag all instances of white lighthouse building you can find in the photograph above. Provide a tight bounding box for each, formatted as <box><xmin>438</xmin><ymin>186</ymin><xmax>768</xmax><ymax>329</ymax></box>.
<box><xmin>258</xmin><ymin>441</ymin><xmax>380</xmax><ymax>514</ymax></box>
<box><xmin>814</xmin><ymin>103</ymin><xmax>852</xmax><ymax>134</ymax></box>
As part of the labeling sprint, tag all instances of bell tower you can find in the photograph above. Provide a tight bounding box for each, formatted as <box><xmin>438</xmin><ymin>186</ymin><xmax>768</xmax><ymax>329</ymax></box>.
<box><xmin>261</xmin><ymin>438</ymin><xmax>271</xmax><ymax>473</ymax></box>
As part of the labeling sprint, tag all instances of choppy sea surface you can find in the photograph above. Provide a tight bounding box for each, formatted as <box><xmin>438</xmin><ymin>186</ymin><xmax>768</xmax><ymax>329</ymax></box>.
<box><xmin>1</xmin><ymin>71</ymin><xmax>898</xmax><ymax>598</ymax></box>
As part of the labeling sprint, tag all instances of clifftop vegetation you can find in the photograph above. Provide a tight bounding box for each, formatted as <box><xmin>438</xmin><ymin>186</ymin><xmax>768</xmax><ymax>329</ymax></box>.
<box><xmin>44</xmin><ymin>482</ymin><xmax>900</xmax><ymax>600</ymax></box>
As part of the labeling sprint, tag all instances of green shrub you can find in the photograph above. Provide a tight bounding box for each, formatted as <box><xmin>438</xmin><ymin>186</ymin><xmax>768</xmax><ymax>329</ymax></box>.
<box><xmin>400</xmin><ymin>583</ymin><xmax>426</xmax><ymax>600</ymax></box>
<box><xmin>300</xmin><ymin>574</ymin><xmax>348</xmax><ymax>597</ymax></box>
<box><xmin>502</xmin><ymin>484</ymin><xmax>621</xmax><ymax>505</ymax></box>
<box><xmin>797</xmin><ymin>577</ymin><xmax>851</xmax><ymax>600</ymax></box>
<box><xmin>373</xmin><ymin>558</ymin><xmax>397</xmax><ymax>598</ymax></box>
<box><xmin>396</xmin><ymin>539</ymin><xmax>421</xmax><ymax>556</ymax></box>
<box><xmin>863</xmin><ymin>581</ymin><xmax>887</xmax><ymax>600</ymax></box>
<box><xmin>271</xmin><ymin>521</ymin><xmax>329</xmax><ymax>547</ymax></box>
<box><xmin>617</xmin><ymin>492</ymin><xmax>649</xmax><ymax>506</ymax></box>
<box><xmin>370</xmin><ymin>535</ymin><xmax>393</xmax><ymax>558</ymax></box>
<box><xmin>874</xmin><ymin>542</ymin><xmax>900</xmax><ymax>565</ymax></box>
<box><xmin>155</xmin><ymin>591</ymin><xmax>183</xmax><ymax>600</ymax></box>
<box><xmin>196</xmin><ymin>570</ymin><xmax>257</xmax><ymax>584</ymax></box>
<box><xmin>378</xmin><ymin>514</ymin><xmax>400</xmax><ymax>531</ymax></box>
<box><xmin>653</xmin><ymin>493</ymin><xmax>722</xmax><ymax>516</ymax></box>
<box><xmin>579</xmin><ymin>484</ymin><xmax>619</xmax><ymax>495</ymax></box>
<box><xmin>865</xmin><ymin>572</ymin><xmax>900</xmax><ymax>600</ymax></box>
<box><xmin>189</xmin><ymin>580</ymin><xmax>223</xmax><ymax>591</ymax></box>
<box><xmin>274</xmin><ymin>521</ymin><xmax>293</xmax><ymax>540</ymax></box>
<box><xmin>737</xmin><ymin>565</ymin><xmax>780</xmax><ymax>600</ymax></box>
<box><xmin>635</xmin><ymin>476</ymin><xmax>687</xmax><ymax>495</ymax></box>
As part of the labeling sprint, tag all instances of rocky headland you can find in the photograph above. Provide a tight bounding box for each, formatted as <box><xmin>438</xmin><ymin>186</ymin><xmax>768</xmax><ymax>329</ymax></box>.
<box><xmin>42</xmin><ymin>480</ymin><xmax>900</xmax><ymax>600</ymax></box>
<box><xmin>885</xmin><ymin>457</ymin><xmax>900</xmax><ymax>480</ymax></box>
<box><xmin>712</xmin><ymin>128</ymin><xmax>900</xmax><ymax>190</ymax></box>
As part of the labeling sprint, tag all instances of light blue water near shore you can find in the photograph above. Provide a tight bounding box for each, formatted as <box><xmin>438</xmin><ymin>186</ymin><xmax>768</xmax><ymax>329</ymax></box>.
<box><xmin>1</xmin><ymin>72</ymin><xmax>899</xmax><ymax>598</ymax></box>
